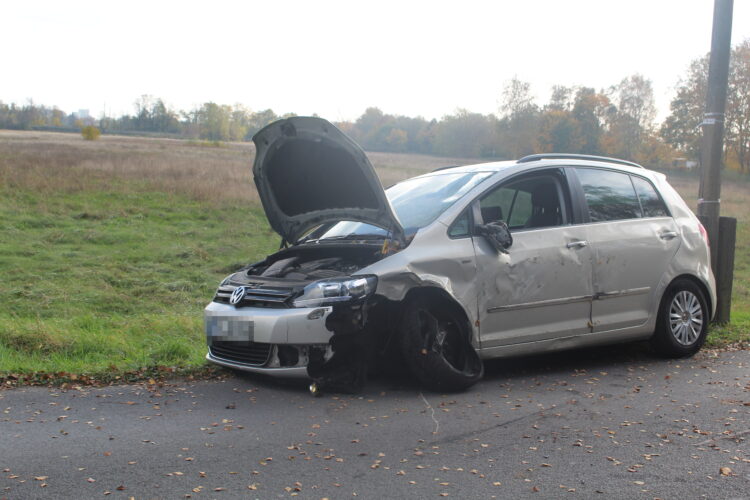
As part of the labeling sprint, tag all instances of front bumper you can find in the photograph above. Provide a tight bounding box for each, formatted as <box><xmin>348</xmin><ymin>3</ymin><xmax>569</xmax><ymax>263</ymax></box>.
<box><xmin>204</xmin><ymin>301</ymin><xmax>334</xmax><ymax>375</ymax></box>
<box><xmin>205</xmin><ymin>351</ymin><xmax>310</xmax><ymax>378</ymax></box>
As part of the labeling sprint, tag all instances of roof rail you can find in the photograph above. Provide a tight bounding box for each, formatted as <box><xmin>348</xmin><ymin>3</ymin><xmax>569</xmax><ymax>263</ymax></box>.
<box><xmin>517</xmin><ymin>153</ymin><xmax>644</xmax><ymax>169</ymax></box>
<box><xmin>432</xmin><ymin>165</ymin><xmax>461</xmax><ymax>172</ymax></box>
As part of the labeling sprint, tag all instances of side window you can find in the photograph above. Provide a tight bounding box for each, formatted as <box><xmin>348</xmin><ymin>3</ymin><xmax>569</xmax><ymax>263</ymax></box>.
<box><xmin>448</xmin><ymin>209</ymin><xmax>471</xmax><ymax>238</ymax></box>
<box><xmin>479</xmin><ymin>187</ymin><xmax>514</xmax><ymax>224</ymax></box>
<box><xmin>480</xmin><ymin>175</ymin><xmax>564</xmax><ymax>230</ymax></box>
<box><xmin>508</xmin><ymin>190</ymin><xmax>532</xmax><ymax>227</ymax></box>
<box><xmin>576</xmin><ymin>168</ymin><xmax>641</xmax><ymax>222</ymax></box>
<box><xmin>632</xmin><ymin>176</ymin><xmax>669</xmax><ymax>218</ymax></box>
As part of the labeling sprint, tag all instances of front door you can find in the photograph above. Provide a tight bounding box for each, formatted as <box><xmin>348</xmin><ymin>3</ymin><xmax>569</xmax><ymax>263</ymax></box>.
<box><xmin>473</xmin><ymin>170</ymin><xmax>594</xmax><ymax>348</ymax></box>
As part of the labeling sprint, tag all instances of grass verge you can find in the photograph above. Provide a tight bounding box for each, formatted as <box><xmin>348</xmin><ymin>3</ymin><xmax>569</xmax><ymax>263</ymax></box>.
<box><xmin>0</xmin><ymin>186</ymin><xmax>276</xmax><ymax>385</ymax></box>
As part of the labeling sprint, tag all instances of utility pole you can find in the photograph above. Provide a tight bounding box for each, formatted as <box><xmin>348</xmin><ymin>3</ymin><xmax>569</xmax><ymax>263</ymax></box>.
<box><xmin>697</xmin><ymin>0</ymin><xmax>735</xmax><ymax>323</ymax></box>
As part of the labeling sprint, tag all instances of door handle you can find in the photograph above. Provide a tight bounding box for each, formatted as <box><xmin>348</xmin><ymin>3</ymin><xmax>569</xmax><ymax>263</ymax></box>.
<box><xmin>659</xmin><ymin>231</ymin><xmax>678</xmax><ymax>240</ymax></box>
<box><xmin>566</xmin><ymin>240</ymin><xmax>588</xmax><ymax>249</ymax></box>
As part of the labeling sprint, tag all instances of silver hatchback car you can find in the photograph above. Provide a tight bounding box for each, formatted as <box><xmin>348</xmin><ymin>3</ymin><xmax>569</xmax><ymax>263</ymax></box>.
<box><xmin>205</xmin><ymin>117</ymin><xmax>716</xmax><ymax>393</ymax></box>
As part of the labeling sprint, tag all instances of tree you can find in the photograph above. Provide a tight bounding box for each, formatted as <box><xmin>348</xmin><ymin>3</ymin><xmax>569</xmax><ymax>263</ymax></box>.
<box><xmin>500</xmin><ymin>77</ymin><xmax>535</xmax><ymax>117</ymax></box>
<box><xmin>198</xmin><ymin>102</ymin><xmax>231</xmax><ymax>141</ymax></box>
<box><xmin>434</xmin><ymin>109</ymin><xmax>496</xmax><ymax>158</ymax></box>
<box><xmin>573</xmin><ymin>87</ymin><xmax>611</xmax><ymax>154</ymax></box>
<box><xmin>660</xmin><ymin>57</ymin><xmax>708</xmax><ymax>158</ymax></box>
<box><xmin>497</xmin><ymin>78</ymin><xmax>540</xmax><ymax>158</ymax></box>
<box><xmin>660</xmin><ymin>39</ymin><xmax>750</xmax><ymax>172</ymax></box>
<box><xmin>604</xmin><ymin>75</ymin><xmax>656</xmax><ymax>159</ymax></box>
<box><xmin>537</xmin><ymin>109</ymin><xmax>583</xmax><ymax>153</ymax></box>
<box><xmin>727</xmin><ymin>39</ymin><xmax>750</xmax><ymax>172</ymax></box>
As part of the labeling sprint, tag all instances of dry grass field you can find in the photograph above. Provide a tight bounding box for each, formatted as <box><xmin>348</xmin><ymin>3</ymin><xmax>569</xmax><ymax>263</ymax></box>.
<box><xmin>0</xmin><ymin>130</ymin><xmax>747</xmax><ymax>381</ymax></box>
<box><xmin>0</xmin><ymin>130</ymin><xmax>475</xmax><ymax>205</ymax></box>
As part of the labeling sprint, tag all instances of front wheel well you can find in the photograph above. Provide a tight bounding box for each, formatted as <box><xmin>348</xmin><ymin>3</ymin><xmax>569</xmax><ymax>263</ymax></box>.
<box><xmin>400</xmin><ymin>287</ymin><xmax>472</xmax><ymax>332</ymax></box>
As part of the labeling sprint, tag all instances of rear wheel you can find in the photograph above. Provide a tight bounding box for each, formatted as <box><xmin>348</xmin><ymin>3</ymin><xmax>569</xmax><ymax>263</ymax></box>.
<box><xmin>651</xmin><ymin>279</ymin><xmax>708</xmax><ymax>358</ymax></box>
<box><xmin>400</xmin><ymin>297</ymin><xmax>483</xmax><ymax>392</ymax></box>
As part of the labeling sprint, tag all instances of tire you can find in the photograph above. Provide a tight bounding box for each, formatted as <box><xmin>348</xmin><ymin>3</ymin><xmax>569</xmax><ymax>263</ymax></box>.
<box><xmin>400</xmin><ymin>297</ymin><xmax>484</xmax><ymax>392</ymax></box>
<box><xmin>651</xmin><ymin>279</ymin><xmax>709</xmax><ymax>358</ymax></box>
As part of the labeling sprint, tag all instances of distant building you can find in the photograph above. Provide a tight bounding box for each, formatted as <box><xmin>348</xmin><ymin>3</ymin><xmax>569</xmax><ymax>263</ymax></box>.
<box><xmin>72</xmin><ymin>109</ymin><xmax>90</xmax><ymax>120</ymax></box>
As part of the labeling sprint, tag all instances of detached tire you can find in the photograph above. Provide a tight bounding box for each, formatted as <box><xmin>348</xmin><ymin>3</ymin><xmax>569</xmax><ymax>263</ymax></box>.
<box><xmin>400</xmin><ymin>297</ymin><xmax>483</xmax><ymax>392</ymax></box>
<box><xmin>651</xmin><ymin>279</ymin><xmax>709</xmax><ymax>358</ymax></box>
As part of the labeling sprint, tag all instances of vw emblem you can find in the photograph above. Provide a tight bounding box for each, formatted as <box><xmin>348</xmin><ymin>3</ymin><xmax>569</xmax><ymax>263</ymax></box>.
<box><xmin>229</xmin><ymin>286</ymin><xmax>246</xmax><ymax>305</ymax></box>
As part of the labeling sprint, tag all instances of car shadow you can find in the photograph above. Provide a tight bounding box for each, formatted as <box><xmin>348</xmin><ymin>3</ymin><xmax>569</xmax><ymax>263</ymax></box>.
<box><xmin>221</xmin><ymin>339</ymin><xmax>671</xmax><ymax>398</ymax></box>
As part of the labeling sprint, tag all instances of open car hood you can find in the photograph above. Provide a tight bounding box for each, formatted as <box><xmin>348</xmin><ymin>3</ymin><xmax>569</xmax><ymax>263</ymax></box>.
<box><xmin>252</xmin><ymin>117</ymin><xmax>404</xmax><ymax>244</ymax></box>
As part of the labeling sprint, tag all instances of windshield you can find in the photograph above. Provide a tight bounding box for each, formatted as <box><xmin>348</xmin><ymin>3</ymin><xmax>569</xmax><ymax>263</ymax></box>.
<box><xmin>315</xmin><ymin>171</ymin><xmax>492</xmax><ymax>240</ymax></box>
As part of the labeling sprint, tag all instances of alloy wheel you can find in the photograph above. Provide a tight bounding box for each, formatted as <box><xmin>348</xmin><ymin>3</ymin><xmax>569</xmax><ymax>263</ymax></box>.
<box><xmin>669</xmin><ymin>290</ymin><xmax>704</xmax><ymax>346</ymax></box>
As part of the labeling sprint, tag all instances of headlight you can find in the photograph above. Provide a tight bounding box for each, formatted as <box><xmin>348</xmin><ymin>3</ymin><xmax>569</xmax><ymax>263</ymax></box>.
<box><xmin>292</xmin><ymin>276</ymin><xmax>377</xmax><ymax>308</ymax></box>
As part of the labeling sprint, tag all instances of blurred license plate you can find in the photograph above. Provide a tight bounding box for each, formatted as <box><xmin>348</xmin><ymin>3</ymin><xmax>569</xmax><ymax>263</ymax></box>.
<box><xmin>205</xmin><ymin>316</ymin><xmax>254</xmax><ymax>341</ymax></box>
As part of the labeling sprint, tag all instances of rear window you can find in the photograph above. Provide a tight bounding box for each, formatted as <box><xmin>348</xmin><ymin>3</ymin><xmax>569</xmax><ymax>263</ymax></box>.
<box><xmin>632</xmin><ymin>176</ymin><xmax>669</xmax><ymax>217</ymax></box>
<box><xmin>576</xmin><ymin>168</ymin><xmax>641</xmax><ymax>222</ymax></box>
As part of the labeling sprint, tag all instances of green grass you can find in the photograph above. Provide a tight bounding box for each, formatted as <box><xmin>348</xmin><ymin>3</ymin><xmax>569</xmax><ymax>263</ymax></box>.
<box><xmin>0</xmin><ymin>186</ymin><xmax>277</xmax><ymax>379</ymax></box>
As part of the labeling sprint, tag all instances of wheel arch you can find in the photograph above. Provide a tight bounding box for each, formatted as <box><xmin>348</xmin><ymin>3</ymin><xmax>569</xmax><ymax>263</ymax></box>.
<box><xmin>664</xmin><ymin>274</ymin><xmax>713</xmax><ymax>320</ymax></box>
<box><xmin>399</xmin><ymin>286</ymin><xmax>476</xmax><ymax>345</ymax></box>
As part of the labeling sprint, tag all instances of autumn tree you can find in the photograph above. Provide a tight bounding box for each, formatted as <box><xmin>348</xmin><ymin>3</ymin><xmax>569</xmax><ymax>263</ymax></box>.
<box><xmin>661</xmin><ymin>39</ymin><xmax>750</xmax><ymax>172</ymax></box>
<box><xmin>727</xmin><ymin>39</ymin><xmax>750</xmax><ymax>172</ymax></box>
<box><xmin>660</xmin><ymin>57</ymin><xmax>708</xmax><ymax>158</ymax></box>
<box><xmin>603</xmin><ymin>74</ymin><xmax>656</xmax><ymax>160</ymax></box>
<box><xmin>497</xmin><ymin>77</ymin><xmax>540</xmax><ymax>158</ymax></box>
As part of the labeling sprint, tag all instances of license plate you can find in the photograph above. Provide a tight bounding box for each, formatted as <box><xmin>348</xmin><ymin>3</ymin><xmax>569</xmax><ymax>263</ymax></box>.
<box><xmin>205</xmin><ymin>316</ymin><xmax>254</xmax><ymax>341</ymax></box>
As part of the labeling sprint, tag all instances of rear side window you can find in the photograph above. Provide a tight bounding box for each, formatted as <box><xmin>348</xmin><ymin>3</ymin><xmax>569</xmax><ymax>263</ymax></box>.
<box><xmin>632</xmin><ymin>176</ymin><xmax>669</xmax><ymax>217</ymax></box>
<box><xmin>576</xmin><ymin>168</ymin><xmax>641</xmax><ymax>222</ymax></box>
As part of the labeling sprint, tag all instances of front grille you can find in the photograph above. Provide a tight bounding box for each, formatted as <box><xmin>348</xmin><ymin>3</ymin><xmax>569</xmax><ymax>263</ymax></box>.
<box><xmin>210</xmin><ymin>341</ymin><xmax>273</xmax><ymax>366</ymax></box>
<box><xmin>214</xmin><ymin>284</ymin><xmax>294</xmax><ymax>308</ymax></box>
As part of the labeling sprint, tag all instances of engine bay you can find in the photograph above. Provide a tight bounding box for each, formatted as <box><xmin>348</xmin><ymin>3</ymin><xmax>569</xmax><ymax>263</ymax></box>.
<box><xmin>244</xmin><ymin>244</ymin><xmax>385</xmax><ymax>284</ymax></box>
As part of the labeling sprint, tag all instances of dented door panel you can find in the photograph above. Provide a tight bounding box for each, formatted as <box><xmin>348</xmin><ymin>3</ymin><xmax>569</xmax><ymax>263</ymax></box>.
<box><xmin>473</xmin><ymin>225</ymin><xmax>594</xmax><ymax>348</ymax></box>
<box><xmin>587</xmin><ymin>217</ymin><xmax>680</xmax><ymax>332</ymax></box>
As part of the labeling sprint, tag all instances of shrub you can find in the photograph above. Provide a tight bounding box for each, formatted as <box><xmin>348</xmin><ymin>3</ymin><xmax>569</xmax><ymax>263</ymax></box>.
<box><xmin>81</xmin><ymin>125</ymin><xmax>101</xmax><ymax>141</ymax></box>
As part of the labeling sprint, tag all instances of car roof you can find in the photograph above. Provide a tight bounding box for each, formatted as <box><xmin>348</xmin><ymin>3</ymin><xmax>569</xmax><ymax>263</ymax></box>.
<box><xmin>418</xmin><ymin>155</ymin><xmax>658</xmax><ymax>180</ymax></box>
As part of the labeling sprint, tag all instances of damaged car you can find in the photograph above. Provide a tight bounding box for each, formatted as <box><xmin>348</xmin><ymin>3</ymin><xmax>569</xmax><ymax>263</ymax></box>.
<box><xmin>204</xmin><ymin>116</ymin><xmax>716</xmax><ymax>394</ymax></box>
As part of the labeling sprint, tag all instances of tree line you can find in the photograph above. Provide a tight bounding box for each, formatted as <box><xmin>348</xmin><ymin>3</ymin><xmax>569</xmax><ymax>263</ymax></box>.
<box><xmin>1</xmin><ymin>39</ymin><xmax>748</xmax><ymax>171</ymax></box>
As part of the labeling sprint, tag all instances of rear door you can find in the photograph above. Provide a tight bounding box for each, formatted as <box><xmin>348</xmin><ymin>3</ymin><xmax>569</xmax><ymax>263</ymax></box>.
<box><xmin>473</xmin><ymin>169</ymin><xmax>595</xmax><ymax>348</ymax></box>
<box><xmin>572</xmin><ymin>168</ymin><xmax>680</xmax><ymax>332</ymax></box>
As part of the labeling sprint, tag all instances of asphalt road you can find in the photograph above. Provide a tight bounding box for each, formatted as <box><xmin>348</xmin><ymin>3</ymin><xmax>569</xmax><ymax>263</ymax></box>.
<box><xmin>1</xmin><ymin>345</ymin><xmax>748</xmax><ymax>500</ymax></box>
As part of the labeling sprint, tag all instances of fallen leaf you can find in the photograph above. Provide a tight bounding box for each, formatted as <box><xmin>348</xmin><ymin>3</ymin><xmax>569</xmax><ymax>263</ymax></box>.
<box><xmin>720</xmin><ymin>467</ymin><xmax>732</xmax><ymax>476</ymax></box>
<box><xmin>87</xmin><ymin>478</ymin><xmax>96</xmax><ymax>483</ymax></box>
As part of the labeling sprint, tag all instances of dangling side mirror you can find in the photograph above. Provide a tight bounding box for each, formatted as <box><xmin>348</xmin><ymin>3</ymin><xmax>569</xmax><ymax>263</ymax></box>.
<box><xmin>476</xmin><ymin>221</ymin><xmax>513</xmax><ymax>254</ymax></box>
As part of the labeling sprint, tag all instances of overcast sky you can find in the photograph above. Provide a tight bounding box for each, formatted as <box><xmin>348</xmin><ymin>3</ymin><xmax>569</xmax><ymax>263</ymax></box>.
<box><xmin>4</xmin><ymin>0</ymin><xmax>749</xmax><ymax>122</ymax></box>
